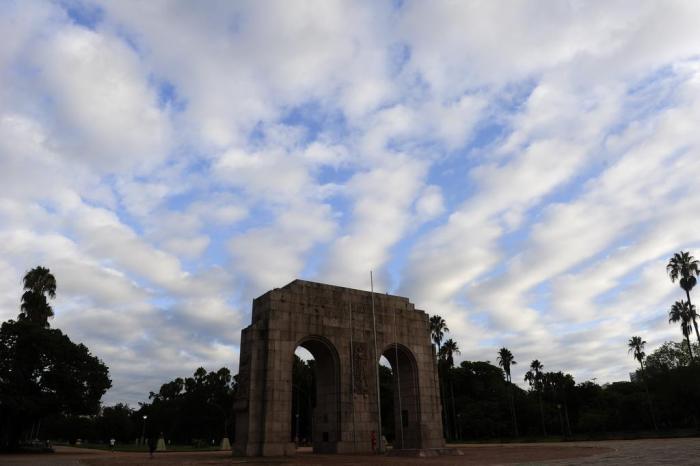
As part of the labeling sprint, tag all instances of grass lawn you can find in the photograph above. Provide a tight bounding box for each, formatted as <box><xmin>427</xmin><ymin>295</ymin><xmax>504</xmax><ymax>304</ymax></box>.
<box><xmin>58</xmin><ymin>442</ymin><xmax>225</xmax><ymax>452</ymax></box>
<box><xmin>446</xmin><ymin>428</ymin><xmax>700</xmax><ymax>444</ymax></box>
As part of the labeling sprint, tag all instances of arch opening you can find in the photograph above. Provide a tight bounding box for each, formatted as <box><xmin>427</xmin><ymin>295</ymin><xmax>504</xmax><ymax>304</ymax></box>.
<box><xmin>291</xmin><ymin>336</ymin><xmax>340</xmax><ymax>453</ymax></box>
<box><xmin>380</xmin><ymin>344</ymin><xmax>421</xmax><ymax>449</ymax></box>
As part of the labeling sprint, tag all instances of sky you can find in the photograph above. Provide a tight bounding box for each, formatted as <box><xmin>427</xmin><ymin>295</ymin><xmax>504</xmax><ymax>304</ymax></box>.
<box><xmin>2</xmin><ymin>0</ymin><xmax>700</xmax><ymax>405</ymax></box>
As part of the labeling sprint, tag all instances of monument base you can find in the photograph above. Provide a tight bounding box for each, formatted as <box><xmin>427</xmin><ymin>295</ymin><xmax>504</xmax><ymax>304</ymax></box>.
<box><xmin>220</xmin><ymin>437</ymin><xmax>231</xmax><ymax>450</ymax></box>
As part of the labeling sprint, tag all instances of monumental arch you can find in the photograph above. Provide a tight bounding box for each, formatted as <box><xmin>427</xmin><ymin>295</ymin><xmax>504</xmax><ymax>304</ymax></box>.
<box><xmin>233</xmin><ymin>279</ymin><xmax>444</xmax><ymax>456</ymax></box>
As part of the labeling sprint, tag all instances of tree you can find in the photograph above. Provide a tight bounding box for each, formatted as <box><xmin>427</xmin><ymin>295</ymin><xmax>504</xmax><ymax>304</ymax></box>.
<box><xmin>668</xmin><ymin>301</ymin><xmax>695</xmax><ymax>363</ymax></box>
<box><xmin>440</xmin><ymin>339</ymin><xmax>460</xmax><ymax>368</ymax></box>
<box><xmin>627</xmin><ymin>336</ymin><xmax>658</xmax><ymax>431</ymax></box>
<box><xmin>429</xmin><ymin>315</ymin><xmax>449</xmax><ymax>351</ymax></box>
<box><xmin>646</xmin><ymin>341</ymin><xmax>699</xmax><ymax>371</ymax></box>
<box><xmin>292</xmin><ymin>356</ymin><xmax>314</xmax><ymax>444</ymax></box>
<box><xmin>667</xmin><ymin>251</ymin><xmax>700</xmax><ymax>345</ymax></box>
<box><xmin>524</xmin><ymin>360</ymin><xmax>546</xmax><ymax>436</ymax></box>
<box><xmin>0</xmin><ymin>320</ymin><xmax>111</xmax><ymax>449</ymax></box>
<box><xmin>145</xmin><ymin>366</ymin><xmax>236</xmax><ymax>444</ymax></box>
<box><xmin>628</xmin><ymin>336</ymin><xmax>646</xmax><ymax>370</ymax></box>
<box><xmin>440</xmin><ymin>339</ymin><xmax>460</xmax><ymax>440</ymax></box>
<box><xmin>497</xmin><ymin>348</ymin><xmax>519</xmax><ymax>437</ymax></box>
<box><xmin>19</xmin><ymin>266</ymin><xmax>56</xmax><ymax>327</ymax></box>
<box><xmin>96</xmin><ymin>404</ymin><xmax>137</xmax><ymax>443</ymax></box>
<box><xmin>543</xmin><ymin>372</ymin><xmax>573</xmax><ymax>437</ymax></box>
<box><xmin>0</xmin><ymin>267</ymin><xmax>111</xmax><ymax>450</ymax></box>
<box><xmin>429</xmin><ymin>315</ymin><xmax>449</xmax><ymax>439</ymax></box>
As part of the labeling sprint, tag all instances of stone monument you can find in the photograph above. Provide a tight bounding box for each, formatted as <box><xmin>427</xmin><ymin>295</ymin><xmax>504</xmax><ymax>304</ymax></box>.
<box><xmin>233</xmin><ymin>279</ymin><xmax>444</xmax><ymax>456</ymax></box>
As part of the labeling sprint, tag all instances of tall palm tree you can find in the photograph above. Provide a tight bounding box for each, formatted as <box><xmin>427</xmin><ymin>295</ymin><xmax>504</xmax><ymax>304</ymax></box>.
<box><xmin>429</xmin><ymin>315</ymin><xmax>449</xmax><ymax>439</ymax></box>
<box><xmin>667</xmin><ymin>251</ymin><xmax>700</xmax><ymax>345</ymax></box>
<box><xmin>440</xmin><ymin>339</ymin><xmax>459</xmax><ymax>367</ymax></box>
<box><xmin>524</xmin><ymin>360</ymin><xmax>546</xmax><ymax>436</ymax></box>
<box><xmin>19</xmin><ymin>266</ymin><xmax>56</xmax><ymax>327</ymax></box>
<box><xmin>498</xmin><ymin>348</ymin><xmax>519</xmax><ymax>437</ymax></box>
<box><xmin>668</xmin><ymin>301</ymin><xmax>695</xmax><ymax>363</ymax></box>
<box><xmin>627</xmin><ymin>336</ymin><xmax>646</xmax><ymax>371</ymax></box>
<box><xmin>430</xmin><ymin>315</ymin><xmax>449</xmax><ymax>351</ymax></box>
<box><xmin>440</xmin><ymin>339</ymin><xmax>460</xmax><ymax>440</ymax></box>
<box><xmin>627</xmin><ymin>336</ymin><xmax>658</xmax><ymax>431</ymax></box>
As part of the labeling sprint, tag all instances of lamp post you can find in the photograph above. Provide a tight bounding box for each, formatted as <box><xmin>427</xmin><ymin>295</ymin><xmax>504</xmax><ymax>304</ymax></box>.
<box><xmin>141</xmin><ymin>415</ymin><xmax>148</xmax><ymax>446</ymax></box>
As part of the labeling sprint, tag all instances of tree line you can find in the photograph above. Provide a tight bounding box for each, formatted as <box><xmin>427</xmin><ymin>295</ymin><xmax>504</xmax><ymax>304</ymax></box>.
<box><xmin>427</xmin><ymin>250</ymin><xmax>700</xmax><ymax>441</ymax></box>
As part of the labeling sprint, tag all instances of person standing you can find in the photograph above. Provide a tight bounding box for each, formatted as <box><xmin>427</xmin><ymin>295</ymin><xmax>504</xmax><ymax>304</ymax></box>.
<box><xmin>148</xmin><ymin>437</ymin><xmax>157</xmax><ymax>458</ymax></box>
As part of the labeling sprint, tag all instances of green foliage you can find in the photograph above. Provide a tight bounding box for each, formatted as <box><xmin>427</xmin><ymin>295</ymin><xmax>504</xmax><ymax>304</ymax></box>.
<box><xmin>646</xmin><ymin>341</ymin><xmax>700</xmax><ymax>371</ymax></box>
<box><xmin>291</xmin><ymin>356</ymin><xmax>315</xmax><ymax>443</ymax></box>
<box><xmin>379</xmin><ymin>365</ymin><xmax>394</xmax><ymax>442</ymax></box>
<box><xmin>441</xmin><ymin>357</ymin><xmax>700</xmax><ymax>440</ymax></box>
<box><xmin>140</xmin><ymin>366</ymin><xmax>237</xmax><ymax>444</ymax></box>
<box><xmin>19</xmin><ymin>266</ymin><xmax>57</xmax><ymax>327</ymax></box>
<box><xmin>0</xmin><ymin>267</ymin><xmax>111</xmax><ymax>450</ymax></box>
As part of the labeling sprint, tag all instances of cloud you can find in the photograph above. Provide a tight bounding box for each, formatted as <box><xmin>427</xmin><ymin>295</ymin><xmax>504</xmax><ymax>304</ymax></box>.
<box><xmin>2</xmin><ymin>1</ymin><xmax>700</xmax><ymax>404</ymax></box>
<box><xmin>34</xmin><ymin>24</ymin><xmax>171</xmax><ymax>173</ymax></box>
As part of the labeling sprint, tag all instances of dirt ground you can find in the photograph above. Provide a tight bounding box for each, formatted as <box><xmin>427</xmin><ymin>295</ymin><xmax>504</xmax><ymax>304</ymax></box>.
<box><xmin>2</xmin><ymin>438</ymin><xmax>699</xmax><ymax>466</ymax></box>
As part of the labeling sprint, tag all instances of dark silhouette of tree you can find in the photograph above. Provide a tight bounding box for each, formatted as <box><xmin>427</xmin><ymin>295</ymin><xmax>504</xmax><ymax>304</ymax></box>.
<box><xmin>0</xmin><ymin>322</ymin><xmax>111</xmax><ymax>448</ymax></box>
<box><xmin>429</xmin><ymin>315</ymin><xmax>448</xmax><ymax>351</ymax></box>
<box><xmin>440</xmin><ymin>339</ymin><xmax>459</xmax><ymax>368</ymax></box>
<box><xmin>497</xmin><ymin>347</ymin><xmax>519</xmax><ymax>437</ymax></box>
<box><xmin>145</xmin><ymin>366</ymin><xmax>236</xmax><ymax>444</ymax></box>
<box><xmin>627</xmin><ymin>336</ymin><xmax>658</xmax><ymax>431</ymax></box>
<box><xmin>19</xmin><ymin>266</ymin><xmax>56</xmax><ymax>327</ymax></box>
<box><xmin>524</xmin><ymin>360</ymin><xmax>546</xmax><ymax>436</ymax></box>
<box><xmin>440</xmin><ymin>338</ymin><xmax>460</xmax><ymax>440</ymax></box>
<box><xmin>667</xmin><ymin>251</ymin><xmax>700</xmax><ymax>345</ymax></box>
<box><xmin>628</xmin><ymin>336</ymin><xmax>646</xmax><ymax>370</ymax></box>
<box><xmin>0</xmin><ymin>266</ymin><xmax>110</xmax><ymax>450</ymax></box>
<box><xmin>543</xmin><ymin>371</ymin><xmax>573</xmax><ymax>437</ymax></box>
<box><xmin>291</xmin><ymin>356</ymin><xmax>315</xmax><ymax>443</ymax></box>
<box><xmin>95</xmin><ymin>403</ymin><xmax>137</xmax><ymax>443</ymax></box>
<box><xmin>668</xmin><ymin>301</ymin><xmax>695</xmax><ymax>363</ymax></box>
<box><xmin>429</xmin><ymin>314</ymin><xmax>449</xmax><ymax>439</ymax></box>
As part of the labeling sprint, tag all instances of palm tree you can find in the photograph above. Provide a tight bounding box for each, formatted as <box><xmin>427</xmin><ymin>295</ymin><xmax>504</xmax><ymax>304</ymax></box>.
<box><xmin>668</xmin><ymin>301</ymin><xmax>695</xmax><ymax>363</ymax></box>
<box><xmin>440</xmin><ymin>339</ymin><xmax>459</xmax><ymax>367</ymax></box>
<box><xmin>627</xmin><ymin>336</ymin><xmax>658</xmax><ymax>431</ymax></box>
<box><xmin>430</xmin><ymin>315</ymin><xmax>449</xmax><ymax>351</ymax></box>
<box><xmin>667</xmin><ymin>251</ymin><xmax>700</xmax><ymax>345</ymax></box>
<box><xmin>627</xmin><ymin>336</ymin><xmax>646</xmax><ymax>370</ymax></box>
<box><xmin>524</xmin><ymin>360</ymin><xmax>546</xmax><ymax>436</ymax></box>
<box><xmin>497</xmin><ymin>348</ymin><xmax>516</xmax><ymax>382</ymax></box>
<box><xmin>19</xmin><ymin>266</ymin><xmax>56</xmax><ymax>327</ymax></box>
<box><xmin>440</xmin><ymin>339</ymin><xmax>460</xmax><ymax>440</ymax></box>
<box><xmin>497</xmin><ymin>348</ymin><xmax>519</xmax><ymax>437</ymax></box>
<box><xmin>429</xmin><ymin>314</ymin><xmax>449</xmax><ymax>439</ymax></box>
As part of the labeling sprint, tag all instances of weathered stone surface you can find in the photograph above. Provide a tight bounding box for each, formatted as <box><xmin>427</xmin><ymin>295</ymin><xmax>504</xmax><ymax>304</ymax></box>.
<box><xmin>233</xmin><ymin>280</ymin><xmax>444</xmax><ymax>457</ymax></box>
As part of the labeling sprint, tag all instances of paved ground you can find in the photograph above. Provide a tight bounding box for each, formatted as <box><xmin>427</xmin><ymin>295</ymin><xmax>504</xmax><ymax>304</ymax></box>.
<box><xmin>0</xmin><ymin>438</ymin><xmax>698</xmax><ymax>465</ymax></box>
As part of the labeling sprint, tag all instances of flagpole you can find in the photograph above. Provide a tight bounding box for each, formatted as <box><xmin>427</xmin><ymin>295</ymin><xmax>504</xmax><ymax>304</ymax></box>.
<box><xmin>370</xmin><ymin>271</ymin><xmax>383</xmax><ymax>453</ymax></box>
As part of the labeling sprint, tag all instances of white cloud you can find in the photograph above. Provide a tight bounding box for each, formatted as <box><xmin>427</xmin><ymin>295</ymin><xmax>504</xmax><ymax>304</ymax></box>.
<box><xmin>34</xmin><ymin>25</ymin><xmax>171</xmax><ymax>173</ymax></box>
<box><xmin>3</xmin><ymin>1</ymin><xmax>700</xmax><ymax>404</ymax></box>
